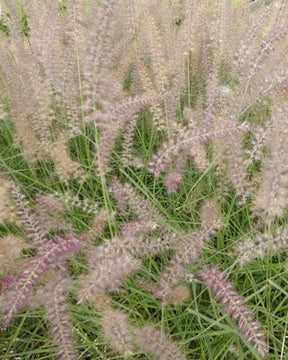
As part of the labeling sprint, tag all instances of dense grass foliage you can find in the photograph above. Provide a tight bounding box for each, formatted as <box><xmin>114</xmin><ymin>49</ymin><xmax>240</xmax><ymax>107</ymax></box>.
<box><xmin>0</xmin><ymin>1</ymin><xmax>287</xmax><ymax>359</ymax></box>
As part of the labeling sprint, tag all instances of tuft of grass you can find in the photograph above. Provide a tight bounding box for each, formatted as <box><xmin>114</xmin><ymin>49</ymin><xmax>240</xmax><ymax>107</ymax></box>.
<box><xmin>0</xmin><ymin>0</ymin><xmax>287</xmax><ymax>359</ymax></box>
<box><xmin>1</xmin><ymin>92</ymin><xmax>288</xmax><ymax>359</ymax></box>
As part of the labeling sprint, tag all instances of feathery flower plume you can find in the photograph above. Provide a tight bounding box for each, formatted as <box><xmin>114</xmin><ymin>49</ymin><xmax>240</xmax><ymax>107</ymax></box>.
<box><xmin>165</xmin><ymin>169</ymin><xmax>184</xmax><ymax>194</ymax></box>
<box><xmin>100</xmin><ymin>309</ymin><xmax>134</xmax><ymax>356</ymax></box>
<box><xmin>86</xmin><ymin>208</ymin><xmax>115</xmax><ymax>244</ymax></box>
<box><xmin>34</xmin><ymin>194</ymin><xmax>70</xmax><ymax>234</ymax></box>
<box><xmin>226</xmin><ymin>134</ymin><xmax>251</xmax><ymax>203</ymax></box>
<box><xmin>137</xmin><ymin>278</ymin><xmax>191</xmax><ymax>306</ymax></box>
<box><xmin>35</xmin><ymin>194</ymin><xmax>66</xmax><ymax>215</ymax></box>
<box><xmin>147</xmin><ymin>199</ymin><xmax>221</xmax><ymax>303</ymax></box>
<box><xmin>160</xmin><ymin>224</ymin><xmax>221</xmax><ymax>294</ymax></box>
<box><xmin>94</xmin><ymin>93</ymin><xmax>163</xmax><ymax>174</ymax></box>
<box><xmin>0</xmin><ymin>102</ymin><xmax>7</xmax><ymax>120</ymax></box>
<box><xmin>243</xmin><ymin>119</ymin><xmax>272</xmax><ymax>170</ymax></box>
<box><xmin>210</xmin><ymin>0</ymin><xmax>233</xmax><ymax>66</ymax></box>
<box><xmin>252</xmin><ymin>100</ymin><xmax>288</xmax><ymax>224</ymax></box>
<box><xmin>96</xmin><ymin>93</ymin><xmax>164</xmax><ymax>126</ymax></box>
<box><xmin>199</xmin><ymin>266</ymin><xmax>268</xmax><ymax>358</ymax></box>
<box><xmin>229</xmin><ymin>345</ymin><xmax>240</xmax><ymax>358</ymax></box>
<box><xmin>189</xmin><ymin>144</ymin><xmax>210</xmax><ymax>173</ymax></box>
<box><xmin>78</xmin><ymin>253</ymin><xmax>142</xmax><ymax>303</ymax></box>
<box><xmin>44</xmin><ymin>278</ymin><xmax>78</xmax><ymax>360</ymax></box>
<box><xmin>0</xmin><ymin>177</ymin><xmax>16</xmax><ymax>223</ymax></box>
<box><xmin>121</xmin><ymin>114</ymin><xmax>139</xmax><ymax>167</ymax></box>
<box><xmin>55</xmin><ymin>191</ymin><xmax>99</xmax><ymax>216</ymax></box>
<box><xmin>81</xmin><ymin>0</ymin><xmax>121</xmax><ymax>114</ymax></box>
<box><xmin>165</xmin><ymin>154</ymin><xmax>187</xmax><ymax>194</ymax></box>
<box><xmin>200</xmin><ymin>199</ymin><xmax>220</xmax><ymax>231</ymax></box>
<box><xmin>0</xmin><ymin>275</ymin><xmax>17</xmax><ymax>296</ymax></box>
<box><xmin>163</xmin><ymin>284</ymin><xmax>191</xmax><ymax>306</ymax></box>
<box><xmin>0</xmin><ymin>235</ymin><xmax>29</xmax><ymax>275</ymax></box>
<box><xmin>133</xmin><ymin>324</ymin><xmax>187</xmax><ymax>360</ymax></box>
<box><xmin>10</xmin><ymin>184</ymin><xmax>47</xmax><ymax>245</ymax></box>
<box><xmin>85</xmin><ymin>230</ymin><xmax>177</xmax><ymax>271</ymax></box>
<box><xmin>109</xmin><ymin>181</ymin><xmax>164</xmax><ymax>222</ymax></box>
<box><xmin>163</xmin><ymin>124</ymin><xmax>209</xmax><ymax>193</ymax></box>
<box><xmin>141</xmin><ymin>13</ymin><xmax>168</xmax><ymax>93</ymax></box>
<box><xmin>133</xmin><ymin>59</ymin><xmax>166</xmax><ymax>130</ymax></box>
<box><xmin>47</xmin><ymin>133</ymin><xmax>87</xmax><ymax>184</ymax></box>
<box><xmin>120</xmin><ymin>218</ymin><xmax>159</xmax><ymax>238</ymax></box>
<box><xmin>235</xmin><ymin>227</ymin><xmax>288</xmax><ymax>266</ymax></box>
<box><xmin>1</xmin><ymin>234</ymin><xmax>83</xmax><ymax>326</ymax></box>
<box><xmin>148</xmin><ymin>122</ymin><xmax>250</xmax><ymax>177</ymax></box>
<box><xmin>237</xmin><ymin>0</ymin><xmax>288</xmax><ymax>83</ymax></box>
<box><xmin>90</xmin><ymin>291</ymin><xmax>112</xmax><ymax>311</ymax></box>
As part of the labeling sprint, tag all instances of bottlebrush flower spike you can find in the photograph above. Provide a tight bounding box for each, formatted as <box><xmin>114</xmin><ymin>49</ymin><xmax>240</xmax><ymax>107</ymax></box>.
<box><xmin>252</xmin><ymin>100</ymin><xmax>288</xmax><ymax>224</ymax></box>
<box><xmin>199</xmin><ymin>266</ymin><xmax>268</xmax><ymax>358</ymax></box>
<box><xmin>235</xmin><ymin>227</ymin><xmax>288</xmax><ymax>266</ymax></box>
<box><xmin>138</xmin><ymin>279</ymin><xmax>191</xmax><ymax>306</ymax></box>
<box><xmin>95</xmin><ymin>93</ymin><xmax>164</xmax><ymax>126</ymax></box>
<box><xmin>84</xmin><ymin>237</ymin><xmax>141</xmax><ymax>268</ymax></box>
<box><xmin>160</xmin><ymin>222</ymin><xmax>222</xmax><ymax>290</ymax></box>
<box><xmin>0</xmin><ymin>275</ymin><xmax>17</xmax><ymax>296</ymax></box>
<box><xmin>109</xmin><ymin>180</ymin><xmax>164</xmax><ymax>221</ymax></box>
<box><xmin>133</xmin><ymin>324</ymin><xmax>187</xmax><ymax>360</ymax></box>
<box><xmin>86</xmin><ymin>208</ymin><xmax>115</xmax><ymax>244</ymax></box>
<box><xmin>85</xmin><ymin>231</ymin><xmax>176</xmax><ymax>270</ymax></box>
<box><xmin>0</xmin><ymin>102</ymin><xmax>7</xmax><ymax>120</ymax></box>
<box><xmin>78</xmin><ymin>253</ymin><xmax>142</xmax><ymax>303</ymax></box>
<box><xmin>0</xmin><ymin>177</ymin><xmax>16</xmax><ymax>223</ymax></box>
<box><xmin>200</xmin><ymin>199</ymin><xmax>221</xmax><ymax>230</ymax></box>
<box><xmin>120</xmin><ymin>218</ymin><xmax>159</xmax><ymax>238</ymax></box>
<box><xmin>10</xmin><ymin>184</ymin><xmax>46</xmax><ymax>245</ymax></box>
<box><xmin>1</xmin><ymin>234</ymin><xmax>83</xmax><ymax>326</ymax></box>
<box><xmin>100</xmin><ymin>309</ymin><xmax>134</xmax><ymax>356</ymax></box>
<box><xmin>92</xmin><ymin>94</ymin><xmax>164</xmax><ymax>174</ymax></box>
<box><xmin>148</xmin><ymin>121</ymin><xmax>250</xmax><ymax>177</ymax></box>
<box><xmin>44</xmin><ymin>278</ymin><xmax>78</xmax><ymax>360</ymax></box>
<box><xmin>121</xmin><ymin>114</ymin><xmax>139</xmax><ymax>167</ymax></box>
<box><xmin>141</xmin><ymin>13</ymin><xmax>169</xmax><ymax>93</ymax></box>
<box><xmin>47</xmin><ymin>133</ymin><xmax>87</xmax><ymax>184</ymax></box>
<box><xmin>0</xmin><ymin>235</ymin><xmax>29</xmax><ymax>275</ymax></box>
<box><xmin>34</xmin><ymin>194</ymin><xmax>70</xmax><ymax>235</ymax></box>
<box><xmin>165</xmin><ymin>153</ymin><xmax>188</xmax><ymax>194</ymax></box>
<box><xmin>35</xmin><ymin>194</ymin><xmax>66</xmax><ymax>215</ymax></box>
<box><xmin>165</xmin><ymin>169</ymin><xmax>184</xmax><ymax>194</ymax></box>
<box><xmin>56</xmin><ymin>191</ymin><xmax>99</xmax><ymax>215</ymax></box>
